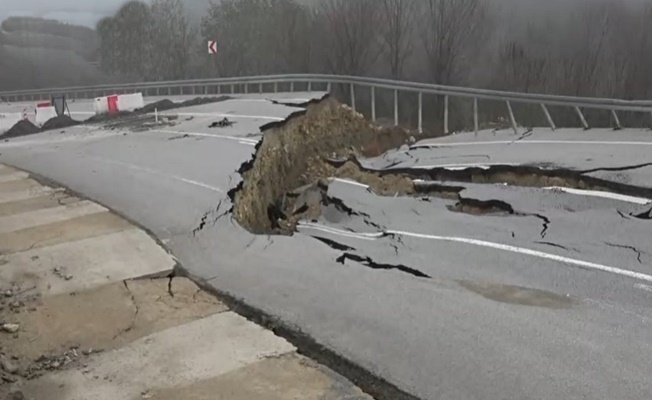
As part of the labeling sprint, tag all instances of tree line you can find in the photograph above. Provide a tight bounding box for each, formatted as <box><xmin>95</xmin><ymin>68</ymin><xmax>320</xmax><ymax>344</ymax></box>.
<box><xmin>96</xmin><ymin>0</ymin><xmax>652</xmax><ymax>100</ymax></box>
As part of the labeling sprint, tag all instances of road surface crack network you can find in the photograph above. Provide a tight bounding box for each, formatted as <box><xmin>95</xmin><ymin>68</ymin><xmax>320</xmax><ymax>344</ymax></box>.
<box><xmin>604</xmin><ymin>242</ymin><xmax>643</xmax><ymax>264</ymax></box>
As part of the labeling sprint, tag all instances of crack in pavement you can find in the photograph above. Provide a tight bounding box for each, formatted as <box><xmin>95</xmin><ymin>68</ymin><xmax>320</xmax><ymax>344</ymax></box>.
<box><xmin>311</xmin><ymin>235</ymin><xmax>426</xmax><ymax>278</ymax></box>
<box><xmin>581</xmin><ymin>162</ymin><xmax>652</xmax><ymax>174</ymax></box>
<box><xmin>193</xmin><ymin>200</ymin><xmax>229</xmax><ymax>236</ymax></box>
<box><xmin>312</xmin><ymin>236</ymin><xmax>356</xmax><ymax>252</ymax></box>
<box><xmin>535</xmin><ymin>241</ymin><xmax>573</xmax><ymax>252</ymax></box>
<box><xmin>632</xmin><ymin>207</ymin><xmax>652</xmax><ymax>220</ymax></box>
<box><xmin>605</xmin><ymin>242</ymin><xmax>643</xmax><ymax>264</ymax></box>
<box><xmin>114</xmin><ymin>280</ymin><xmax>140</xmax><ymax>340</ymax></box>
<box><xmin>336</xmin><ymin>253</ymin><xmax>431</xmax><ymax>279</ymax></box>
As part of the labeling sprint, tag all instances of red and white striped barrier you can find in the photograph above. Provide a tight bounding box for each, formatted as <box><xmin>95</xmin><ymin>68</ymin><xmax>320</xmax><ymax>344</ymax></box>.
<box><xmin>94</xmin><ymin>93</ymin><xmax>144</xmax><ymax>115</ymax></box>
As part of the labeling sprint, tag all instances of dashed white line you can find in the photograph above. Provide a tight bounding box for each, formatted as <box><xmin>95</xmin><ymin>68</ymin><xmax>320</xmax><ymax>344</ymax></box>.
<box><xmin>88</xmin><ymin>156</ymin><xmax>223</xmax><ymax>193</ymax></box>
<box><xmin>168</xmin><ymin>112</ymin><xmax>285</xmax><ymax>121</ymax></box>
<box><xmin>152</xmin><ymin>129</ymin><xmax>258</xmax><ymax>146</ymax></box>
<box><xmin>298</xmin><ymin>222</ymin><xmax>652</xmax><ymax>284</ymax></box>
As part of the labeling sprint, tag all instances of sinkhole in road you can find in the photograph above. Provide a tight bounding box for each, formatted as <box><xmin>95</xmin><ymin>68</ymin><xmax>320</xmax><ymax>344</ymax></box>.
<box><xmin>226</xmin><ymin>95</ymin><xmax>652</xmax><ymax>239</ymax></box>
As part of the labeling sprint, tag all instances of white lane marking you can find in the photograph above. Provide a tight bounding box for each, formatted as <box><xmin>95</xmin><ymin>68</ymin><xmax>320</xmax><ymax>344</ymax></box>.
<box><xmin>151</xmin><ymin>129</ymin><xmax>259</xmax><ymax>145</ymax></box>
<box><xmin>413</xmin><ymin>140</ymin><xmax>652</xmax><ymax>148</ymax></box>
<box><xmin>410</xmin><ymin>162</ymin><xmax>519</xmax><ymax>170</ymax></box>
<box><xmin>298</xmin><ymin>222</ymin><xmax>652</xmax><ymax>284</ymax></box>
<box><xmin>634</xmin><ymin>283</ymin><xmax>652</xmax><ymax>293</ymax></box>
<box><xmin>168</xmin><ymin>112</ymin><xmax>285</xmax><ymax>121</ymax></box>
<box><xmin>88</xmin><ymin>156</ymin><xmax>223</xmax><ymax>193</ymax></box>
<box><xmin>329</xmin><ymin>178</ymin><xmax>370</xmax><ymax>188</ymax></box>
<box><xmin>543</xmin><ymin>187</ymin><xmax>652</xmax><ymax>205</ymax></box>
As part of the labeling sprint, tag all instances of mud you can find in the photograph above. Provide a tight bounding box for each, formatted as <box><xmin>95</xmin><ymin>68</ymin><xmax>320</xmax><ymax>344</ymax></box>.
<box><xmin>41</xmin><ymin>116</ymin><xmax>80</xmax><ymax>132</ymax></box>
<box><xmin>0</xmin><ymin>121</ymin><xmax>40</xmax><ymax>139</ymax></box>
<box><xmin>230</xmin><ymin>97</ymin><xmax>413</xmax><ymax>234</ymax></box>
<box><xmin>459</xmin><ymin>280</ymin><xmax>574</xmax><ymax>309</ymax></box>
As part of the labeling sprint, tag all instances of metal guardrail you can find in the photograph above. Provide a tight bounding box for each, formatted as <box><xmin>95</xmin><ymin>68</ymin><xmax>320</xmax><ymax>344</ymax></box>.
<box><xmin>1</xmin><ymin>74</ymin><xmax>651</xmax><ymax>134</ymax></box>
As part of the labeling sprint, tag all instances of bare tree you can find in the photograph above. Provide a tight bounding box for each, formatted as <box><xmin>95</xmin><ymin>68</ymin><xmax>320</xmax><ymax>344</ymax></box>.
<box><xmin>318</xmin><ymin>0</ymin><xmax>381</xmax><ymax>76</ymax></box>
<box><xmin>421</xmin><ymin>0</ymin><xmax>486</xmax><ymax>85</ymax></box>
<box><xmin>379</xmin><ymin>0</ymin><xmax>415</xmax><ymax>79</ymax></box>
<box><xmin>151</xmin><ymin>0</ymin><xmax>194</xmax><ymax>80</ymax></box>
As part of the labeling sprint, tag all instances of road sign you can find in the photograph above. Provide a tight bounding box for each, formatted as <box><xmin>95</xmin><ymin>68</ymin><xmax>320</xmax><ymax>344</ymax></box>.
<box><xmin>208</xmin><ymin>40</ymin><xmax>217</xmax><ymax>55</ymax></box>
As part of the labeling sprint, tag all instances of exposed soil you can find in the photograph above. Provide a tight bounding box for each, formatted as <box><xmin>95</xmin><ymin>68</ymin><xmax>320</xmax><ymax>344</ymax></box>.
<box><xmin>227</xmin><ymin>95</ymin><xmax>652</xmax><ymax>237</ymax></box>
<box><xmin>41</xmin><ymin>116</ymin><xmax>80</xmax><ymax>132</ymax></box>
<box><xmin>229</xmin><ymin>97</ymin><xmax>416</xmax><ymax>234</ymax></box>
<box><xmin>0</xmin><ymin>120</ymin><xmax>41</xmax><ymax>139</ymax></box>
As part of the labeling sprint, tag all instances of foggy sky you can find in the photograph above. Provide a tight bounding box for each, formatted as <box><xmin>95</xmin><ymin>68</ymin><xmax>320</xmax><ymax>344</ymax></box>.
<box><xmin>0</xmin><ymin>0</ymin><xmax>210</xmax><ymax>27</ymax></box>
<box><xmin>0</xmin><ymin>0</ymin><xmax>645</xmax><ymax>28</ymax></box>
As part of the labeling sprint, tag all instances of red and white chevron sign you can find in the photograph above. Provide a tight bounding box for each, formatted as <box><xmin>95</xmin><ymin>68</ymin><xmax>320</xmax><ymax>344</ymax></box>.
<box><xmin>208</xmin><ymin>40</ymin><xmax>217</xmax><ymax>55</ymax></box>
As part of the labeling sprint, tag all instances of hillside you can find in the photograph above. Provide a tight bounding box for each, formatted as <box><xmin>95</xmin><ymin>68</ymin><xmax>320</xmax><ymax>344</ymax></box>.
<box><xmin>0</xmin><ymin>17</ymin><xmax>104</xmax><ymax>91</ymax></box>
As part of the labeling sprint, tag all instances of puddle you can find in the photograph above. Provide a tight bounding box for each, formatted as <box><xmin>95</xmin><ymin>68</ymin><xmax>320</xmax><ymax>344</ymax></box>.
<box><xmin>459</xmin><ymin>280</ymin><xmax>574</xmax><ymax>309</ymax></box>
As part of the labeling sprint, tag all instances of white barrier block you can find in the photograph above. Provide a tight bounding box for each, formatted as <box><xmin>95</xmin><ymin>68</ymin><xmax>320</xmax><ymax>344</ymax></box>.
<box><xmin>94</xmin><ymin>97</ymin><xmax>109</xmax><ymax>115</ymax></box>
<box><xmin>0</xmin><ymin>113</ymin><xmax>23</xmax><ymax>135</ymax></box>
<box><xmin>117</xmin><ymin>93</ymin><xmax>144</xmax><ymax>112</ymax></box>
<box><xmin>35</xmin><ymin>106</ymin><xmax>58</xmax><ymax>126</ymax></box>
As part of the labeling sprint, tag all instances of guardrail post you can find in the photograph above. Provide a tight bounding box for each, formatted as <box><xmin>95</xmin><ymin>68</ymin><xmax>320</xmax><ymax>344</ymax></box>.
<box><xmin>506</xmin><ymin>101</ymin><xmax>518</xmax><ymax>134</ymax></box>
<box><xmin>193</xmin><ymin>86</ymin><xmax>197</xmax><ymax>95</ymax></box>
<box><xmin>541</xmin><ymin>104</ymin><xmax>556</xmax><ymax>131</ymax></box>
<box><xmin>473</xmin><ymin>98</ymin><xmax>479</xmax><ymax>135</ymax></box>
<box><xmin>444</xmin><ymin>95</ymin><xmax>449</xmax><ymax>134</ymax></box>
<box><xmin>290</xmin><ymin>82</ymin><xmax>294</xmax><ymax>92</ymax></box>
<box><xmin>217</xmin><ymin>85</ymin><xmax>221</xmax><ymax>95</ymax></box>
<box><xmin>611</xmin><ymin>109</ymin><xmax>622</xmax><ymax>130</ymax></box>
<box><xmin>231</xmin><ymin>84</ymin><xmax>235</xmax><ymax>94</ymax></box>
<box><xmin>575</xmin><ymin>106</ymin><xmax>589</xmax><ymax>130</ymax></box>
<box><xmin>308</xmin><ymin>82</ymin><xmax>312</xmax><ymax>92</ymax></box>
<box><xmin>327</xmin><ymin>82</ymin><xmax>332</xmax><ymax>93</ymax></box>
<box><xmin>274</xmin><ymin>82</ymin><xmax>278</xmax><ymax>93</ymax></box>
<box><xmin>394</xmin><ymin>89</ymin><xmax>399</xmax><ymax>126</ymax></box>
<box><xmin>350</xmin><ymin>83</ymin><xmax>356</xmax><ymax>112</ymax></box>
<box><xmin>418</xmin><ymin>92</ymin><xmax>423</xmax><ymax>134</ymax></box>
<box><xmin>244</xmin><ymin>83</ymin><xmax>248</xmax><ymax>94</ymax></box>
<box><xmin>371</xmin><ymin>86</ymin><xmax>376</xmax><ymax>122</ymax></box>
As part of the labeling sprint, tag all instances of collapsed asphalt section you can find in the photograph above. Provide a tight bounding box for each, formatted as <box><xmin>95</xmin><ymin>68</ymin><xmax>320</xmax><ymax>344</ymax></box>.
<box><xmin>228</xmin><ymin>95</ymin><xmax>652</xmax><ymax>241</ymax></box>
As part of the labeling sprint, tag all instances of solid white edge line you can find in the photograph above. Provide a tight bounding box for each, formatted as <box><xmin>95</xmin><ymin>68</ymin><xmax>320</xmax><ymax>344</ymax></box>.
<box><xmin>298</xmin><ymin>222</ymin><xmax>652</xmax><ymax>284</ymax></box>
<box><xmin>413</xmin><ymin>140</ymin><xmax>652</xmax><ymax>148</ymax></box>
<box><xmin>88</xmin><ymin>156</ymin><xmax>223</xmax><ymax>193</ymax></box>
<box><xmin>543</xmin><ymin>187</ymin><xmax>652</xmax><ymax>205</ymax></box>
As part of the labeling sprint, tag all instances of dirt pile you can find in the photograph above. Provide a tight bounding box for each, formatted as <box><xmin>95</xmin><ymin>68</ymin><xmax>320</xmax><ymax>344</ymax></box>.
<box><xmin>230</xmin><ymin>96</ymin><xmax>415</xmax><ymax>234</ymax></box>
<box><xmin>0</xmin><ymin>120</ymin><xmax>41</xmax><ymax>139</ymax></box>
<box><xmin>41</xmin><ymin>115</ymin><xmax>80</xmax><ymax>131</ymax></box>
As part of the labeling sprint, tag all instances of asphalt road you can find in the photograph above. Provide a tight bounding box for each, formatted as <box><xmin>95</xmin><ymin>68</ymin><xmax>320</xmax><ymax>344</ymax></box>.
<box><xmin>1</xmin><ymin>96</ymin><xmax>652</xmax><ymax>400</ymax></box>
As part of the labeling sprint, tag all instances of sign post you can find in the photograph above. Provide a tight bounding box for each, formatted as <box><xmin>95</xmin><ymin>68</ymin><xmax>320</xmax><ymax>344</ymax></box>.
<box><xmin>208</xmin><ymin>40</ymin><xmax>217</xmax><ymax>55</ymax></box>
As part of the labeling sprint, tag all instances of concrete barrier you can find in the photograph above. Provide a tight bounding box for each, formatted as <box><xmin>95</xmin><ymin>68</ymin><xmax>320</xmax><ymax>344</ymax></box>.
<box><xmin>94</xmin><ymin>96</ymin><xmax>109</xmax><ymax>115</ymax></box>
<box><xmin>35</xmin><ymin>106</ymin><xmax>58</xmax><ymax>126</ymax></box>
<box><xmin>93</xmin><ymin>93</ymin><xmax>144</xmax><ymax>115</ymax></box>
<box><xmin>117</xmin><ymin>93</ymin><xmax>144</xmax><ymax>112</ymax></box>
<box><xmin>0</xmin><ymin>113</ymin><xmax>23</xmax><ymax>134</ymax></box>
